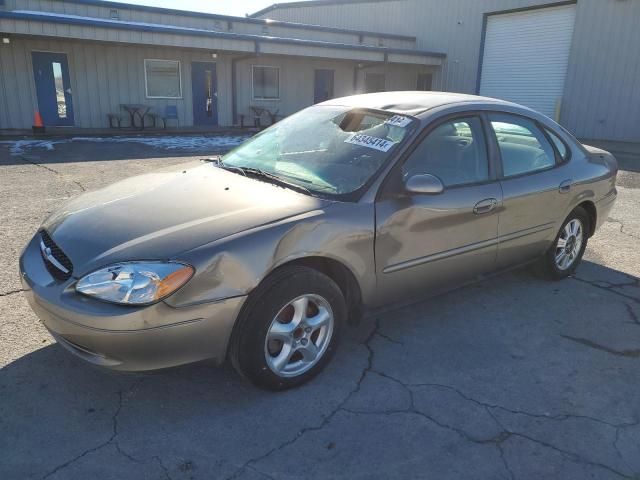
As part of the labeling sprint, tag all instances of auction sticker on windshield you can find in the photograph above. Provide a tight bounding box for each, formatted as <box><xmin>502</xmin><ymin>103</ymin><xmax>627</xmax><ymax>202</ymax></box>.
<box><xmin>385</xmin><ymin>115</ymin><xmax>413</xmax><ymax>128</ymax></box>
<box><xmin>344</xmin><ymin>133</ymin><xmax>395</xmax><ymax>152</ymax></box>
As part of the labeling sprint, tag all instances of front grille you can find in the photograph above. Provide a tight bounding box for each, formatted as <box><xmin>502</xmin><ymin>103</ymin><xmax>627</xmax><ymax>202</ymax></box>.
<box><xmin>40</xmin><ymin>230</ymin><xmax>73</xmax><ymax>281</ymax></box>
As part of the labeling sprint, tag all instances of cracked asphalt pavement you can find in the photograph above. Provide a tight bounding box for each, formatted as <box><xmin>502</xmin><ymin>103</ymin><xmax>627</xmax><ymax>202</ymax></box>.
<box><xmin>1</xmin><ymin>139</ymin><xmax>639</xmax><ymax>479</ymax></box>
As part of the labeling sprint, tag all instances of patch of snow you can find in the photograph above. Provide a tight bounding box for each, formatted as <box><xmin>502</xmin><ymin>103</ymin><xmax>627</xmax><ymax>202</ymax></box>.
<box><xmin>0</xmin><ymin>139</ymin><xmax>60</xmax><ymax>156</ymax></box>
<box><xmin>0</xmin><ymin>135</ymin><xmax>250</xmax><ymax>156</ymax></box>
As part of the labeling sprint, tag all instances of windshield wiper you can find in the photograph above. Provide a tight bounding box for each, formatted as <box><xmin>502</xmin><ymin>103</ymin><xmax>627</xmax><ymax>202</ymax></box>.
<box><xmin>206</xmin><ymin>157</ymin><xmax>248</xmax><ymax>176</ymax></box>
<box><xmin>237</xmin><ymin>167</ymin><xmax>313</xmax><ymax>195</ymax></box>
<box><xmin>208</xmin><ymin>158</ymin><xmax>312</xmax><ymax>195</ymax></box>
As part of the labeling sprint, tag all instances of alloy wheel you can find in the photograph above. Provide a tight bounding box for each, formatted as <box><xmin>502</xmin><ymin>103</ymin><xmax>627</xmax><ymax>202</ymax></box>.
<box><xmin>264</xmin><ymin>294</ymin><xmax>334</xmax><ymax>378</ymax></box>
<box><xmin>555</xmin><ymin>218</ymin><xmax>584</xmax><ymax>270</ymax></box>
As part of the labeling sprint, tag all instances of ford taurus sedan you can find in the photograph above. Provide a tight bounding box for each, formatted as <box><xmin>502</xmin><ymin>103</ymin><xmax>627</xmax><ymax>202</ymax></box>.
<box><xmin>20</xmin><ymin>92</ymin><xmax>618</xmax><ymax>390</ymax></box>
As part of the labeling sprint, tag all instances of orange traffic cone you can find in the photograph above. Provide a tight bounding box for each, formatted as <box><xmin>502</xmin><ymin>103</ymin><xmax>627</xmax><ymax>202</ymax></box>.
<box><xmin>32</xmin><ymin>111</ymin><xmax>45</xmax><ymax>134</ymax></box>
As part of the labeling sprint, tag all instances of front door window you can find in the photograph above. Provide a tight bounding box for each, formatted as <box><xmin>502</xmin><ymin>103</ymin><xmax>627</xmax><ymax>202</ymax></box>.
<box><xmin>402</xmin><ymin>116</ymin><xmax>489</xmax><ymax>187</ymax></box>
<box><xmin>205</xmin><ymin>69</ymin><xmax>213</xmax><ymax>116</ymax></box>
<box><xmin>52</xmin><ymin>62</ymin><xmax>67</xmax><ymax>119</ymax></box>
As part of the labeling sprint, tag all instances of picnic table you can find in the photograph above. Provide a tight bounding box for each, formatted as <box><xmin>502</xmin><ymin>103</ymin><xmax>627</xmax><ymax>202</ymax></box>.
<box><xmin>120</xmin><ymin>104</ymin><xmax>151</xmax><ymax>130</ymax></box>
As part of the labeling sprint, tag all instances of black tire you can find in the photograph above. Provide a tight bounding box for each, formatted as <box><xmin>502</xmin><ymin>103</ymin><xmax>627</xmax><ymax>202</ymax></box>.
<box><xmin>229</xmin><ymin>266</ymin><xmax>346</xmax><ymax>391</ymax></box>
<box><xmin>538</xmin><ymin>206</ymin><xmax>590</xmax><ymax>280</ymax></box>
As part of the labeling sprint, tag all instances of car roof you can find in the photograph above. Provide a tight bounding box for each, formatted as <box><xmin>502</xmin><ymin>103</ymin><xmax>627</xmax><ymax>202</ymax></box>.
<box><xmin>321</xmin><ymin>91</ymin><xmax>522</xmax><ymax>116</ymax></box>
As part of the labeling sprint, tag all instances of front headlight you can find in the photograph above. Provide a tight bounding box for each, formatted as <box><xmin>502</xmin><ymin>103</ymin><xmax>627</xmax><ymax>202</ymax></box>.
<box><xmin>76</xmin><ymin>262</ymin><xmax>194</xmax><ymax>305</ymax></box>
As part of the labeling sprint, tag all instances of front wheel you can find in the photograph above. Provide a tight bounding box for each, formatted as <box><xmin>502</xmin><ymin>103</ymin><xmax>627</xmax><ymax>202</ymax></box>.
<box><xmin>229</xmin><ymin>266</ymin><xmax>346</xmax><ymax>390</ymax></box>
<box><xmin>538</xmin><ymin>207</ymin><xmax>590</xmax><ymax>279</ymax></box>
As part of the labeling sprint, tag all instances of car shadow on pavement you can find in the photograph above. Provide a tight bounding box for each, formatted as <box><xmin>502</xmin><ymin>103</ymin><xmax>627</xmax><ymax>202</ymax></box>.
<box><xmin>1</xmin><ymin>260</ymin><xmax>639</xmax><ymax>479</ymax></box>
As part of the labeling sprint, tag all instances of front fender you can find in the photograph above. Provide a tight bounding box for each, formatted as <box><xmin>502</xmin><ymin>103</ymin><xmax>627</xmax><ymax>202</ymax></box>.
<box><xmin>164</xmin><ymin>203</ymin><xmax>376</xmax><ymax>308</ymax></box>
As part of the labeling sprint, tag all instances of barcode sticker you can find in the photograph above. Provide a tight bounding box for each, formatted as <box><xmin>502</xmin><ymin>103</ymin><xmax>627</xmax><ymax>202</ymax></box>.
<box><xmin>344</xmin><ymin>133</ymin><xmax>395</xmax><ymax>152</ymax></box>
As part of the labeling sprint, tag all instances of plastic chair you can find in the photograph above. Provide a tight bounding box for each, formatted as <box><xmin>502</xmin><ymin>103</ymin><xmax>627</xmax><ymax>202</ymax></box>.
<box><xmin>148</xmin><ymin>105</ymin><xmax>179</xmax><ymax>129</ymax></box>
<box><xmin>164</xmin><ymin>106</ymin><xmax>179</xmax><ymax>127</ymax></box>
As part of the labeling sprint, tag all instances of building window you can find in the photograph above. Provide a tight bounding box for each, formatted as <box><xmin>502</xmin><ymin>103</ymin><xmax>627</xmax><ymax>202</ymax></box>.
<box><xmin>364</xmin><ymin>73</ymin><xmax>385</xmax><ymax>93</ymax></box>
<box><xmin>252</xmin><ymin>65</ymin><xmax>280</xmax><ymax>100</ymax></box>
<box><xmin>109</xmin><ymin>9</ymin><xmax>119</xmax><ymax>20</ymax></box>
<box><xmin>144</xmin><ymin>59</ymin><xmax>182</xmax><ymax>98</ymax></box>
<box><xmin>417</xmin><ymin>73</ymin><xmax>433</xmax><ymax>91</ymax></box>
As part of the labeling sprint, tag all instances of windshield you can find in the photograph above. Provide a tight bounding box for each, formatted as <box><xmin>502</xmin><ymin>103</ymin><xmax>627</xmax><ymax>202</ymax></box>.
<box><xmin>222</xmin><ymin>105</ymin><xmax>418</xmax><ymax>198</ymax></box>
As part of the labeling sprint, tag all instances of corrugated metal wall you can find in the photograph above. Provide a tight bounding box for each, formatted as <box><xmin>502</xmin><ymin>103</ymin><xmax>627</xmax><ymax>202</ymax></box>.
<box><xmin>0</xmin><ymin>36</ymin><xmax>430</xmax><ymax>129</ymax></box>
<box><xmin>234</xmin><ymin>56</ymin><xmax>432</xmax><ymax>121</ymax></box>
<box><xmin>258</xmin><ymin>0</ymin><xmax>640</xmax><ymax>142</ymax></box>
<box><xmin>0</xmin><ymin>37</ymin><xmax>234</xmax><ymax>128</ymax></box>
<box><xmin>235</xmin><ymin>57</ymin><xmax>355</xmax><ymax>121</ymax></box>
<box><xmin>257</xmin><ymin>0</ymin><xmax>411</xmax><ymax>36</ymax></box>
<box><xmin>2</xmin><ymin>0</ymin><xmax>415</xmax><ymax>49</ymax></box>
<box><xmin>561</xmin><ymin>0</ymin><xmax>640</xmax><ymax>142</ymax></box>
<box><xmin>258</xmin><ymin>0</ymin><xmax>565</xmax><ymax>95</ymax></box>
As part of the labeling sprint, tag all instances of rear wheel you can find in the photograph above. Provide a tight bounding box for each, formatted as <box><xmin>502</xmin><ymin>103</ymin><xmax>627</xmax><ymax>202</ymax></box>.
<box><xmin>229</xmin><ymin>266</ymin><xmax>345</xmax><ymax>390</ymax></box>
<box><xmin>538</xmin><ymin>207</ymin><xmax>590</xmax><ymax>279</ymax></box>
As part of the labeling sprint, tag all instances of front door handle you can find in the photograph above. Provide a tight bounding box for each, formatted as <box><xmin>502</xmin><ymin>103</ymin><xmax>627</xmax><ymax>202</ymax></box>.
<box><xmin>559</xmin><ymin>179</ymin><xmax>573</xmax><ymax>193</ymax></box>
<box><xmin>473</xmin><ymin>198</ymin><xmax>497</xmax><ymax>215</ymax></box>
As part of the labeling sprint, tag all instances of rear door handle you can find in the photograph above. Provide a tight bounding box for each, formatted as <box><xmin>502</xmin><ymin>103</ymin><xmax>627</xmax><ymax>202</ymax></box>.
<box><xmin>559</xmin><ymin>179</ymin><xmax>573</xmax><ymax>193</ymax></box>
<box><xmin>473</xmin><ymin>198</ymin><xmax>497</xmax><ymax>215</ymax></box>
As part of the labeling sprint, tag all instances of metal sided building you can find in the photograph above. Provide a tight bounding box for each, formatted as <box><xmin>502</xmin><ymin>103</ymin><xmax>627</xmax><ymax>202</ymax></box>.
<box><xmin>0</xmin><ymin>0</ymin><xmax>443</xmax><ymax>131</ymax></box>
<box><xmin>253</xmin><ymin>0</ymin><xmax>640</xmax><ymax>143</ymax></box>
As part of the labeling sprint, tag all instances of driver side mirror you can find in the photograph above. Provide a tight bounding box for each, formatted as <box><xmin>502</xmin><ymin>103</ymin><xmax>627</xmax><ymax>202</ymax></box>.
<box><xmin>405</xmin><ymin>174</ymin><xmax>444</xmax><ymax>195</ymax></box>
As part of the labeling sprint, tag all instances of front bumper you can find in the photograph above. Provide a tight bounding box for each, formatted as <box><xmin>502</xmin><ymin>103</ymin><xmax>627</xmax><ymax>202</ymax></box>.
<box><xmin>19</xmin><ymin>234</ymin><xmax>246</xmax><ymax>371</ymax></box>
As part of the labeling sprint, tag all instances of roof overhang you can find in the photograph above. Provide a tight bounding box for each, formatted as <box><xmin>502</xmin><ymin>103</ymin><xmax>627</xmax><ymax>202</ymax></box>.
<box><xmin>48</xmin><ymin>0</ymin><xmax>418</xmax><ymax>42</ymax></box>
<box><xmin>0</xmin><ymin>10</ymin><xmax>444</xmax><ymax>66</ymax></box>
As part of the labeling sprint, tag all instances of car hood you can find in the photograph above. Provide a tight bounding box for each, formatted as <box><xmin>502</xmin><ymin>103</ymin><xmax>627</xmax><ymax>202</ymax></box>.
<box><xmin>43</xmin><ymin>161</ymin><xmax>329</xmax><ymax>275</ymax></box>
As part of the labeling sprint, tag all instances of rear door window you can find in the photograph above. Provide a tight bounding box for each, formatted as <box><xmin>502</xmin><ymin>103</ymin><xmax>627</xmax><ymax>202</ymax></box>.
<box><xmin>544</xmin><ymin>127</ymin><xmax>569</xmax><ymax>162</ymax></box>
<box><xmin>489</xmin><ymin>114</ymin><xmax>556</xmax><ymax>177</ymax></box>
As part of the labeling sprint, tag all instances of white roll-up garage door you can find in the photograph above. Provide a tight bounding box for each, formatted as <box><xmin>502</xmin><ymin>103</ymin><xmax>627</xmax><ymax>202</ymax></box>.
<box><xmin>479</xmin><ymin>4</ymin><xmax>576</xmax><ymax>119</ymax></box>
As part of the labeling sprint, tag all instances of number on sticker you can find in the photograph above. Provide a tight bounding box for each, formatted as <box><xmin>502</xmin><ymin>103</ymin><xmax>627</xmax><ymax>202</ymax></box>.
<box><xmin>344</xmin><ymin>133</ymin><xmax>395</xmax><ymax>152</ymax></box>
<box><xmin>385</xmin><ymin>115</ymin><xmax>412</xmax><ymax>128</ymax></box>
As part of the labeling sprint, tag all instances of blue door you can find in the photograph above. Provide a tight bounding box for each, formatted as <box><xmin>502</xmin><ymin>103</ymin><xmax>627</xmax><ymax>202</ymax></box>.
<box><xmin>314</xmin><ymin>69</ymin><xmax>334</xmax><ymax>104</ymax></box>
<box><xmin>191</xmin><ymin>62</ymin><xmax>218</xmax><ymax>126</ymax></box>
<box><xmin>31</xmin><ymin>52</ymin><xmax>75</xmax><ymax>126</ymax></box>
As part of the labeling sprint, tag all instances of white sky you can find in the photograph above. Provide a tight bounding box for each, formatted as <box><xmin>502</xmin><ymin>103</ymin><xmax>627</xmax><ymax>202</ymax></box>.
<box><xmin>121</xmin><ymin>0</ymin><xmax>313</xmax><ymax>18</ymax></box>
